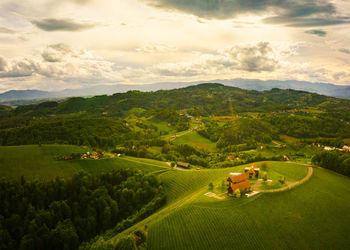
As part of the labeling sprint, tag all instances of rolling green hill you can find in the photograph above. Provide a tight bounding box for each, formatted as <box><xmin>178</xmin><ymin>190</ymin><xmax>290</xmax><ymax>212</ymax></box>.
<box><xmin>90</xmin><ymin>162</ymin><xmax>350</xmax><ymax>249</ymax></box>
<box><xmin>0</xmin><ymin>145</ymin><xmax>169</xmax><ymax>180</ymax></box>
<box><xmin>1</xmin><ymin>144</ymin><xmax>350</xmax><ymax>249</ymax></box>
<box><xmin>147</xmin><ymin>167</ymin><xmax>350</xmax><ymax>250</ymax></box>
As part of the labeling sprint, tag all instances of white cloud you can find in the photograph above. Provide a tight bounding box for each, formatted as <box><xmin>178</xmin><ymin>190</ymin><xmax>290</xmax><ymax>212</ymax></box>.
<box><xmin>0</xmin><ymin>44</ymin><xmax>121</xmax><ymax>87</ymax></box>
<box><xmin>152</xmin><ymin>42</ymin><xmax>291</xmax><ymax>77</ymax></box>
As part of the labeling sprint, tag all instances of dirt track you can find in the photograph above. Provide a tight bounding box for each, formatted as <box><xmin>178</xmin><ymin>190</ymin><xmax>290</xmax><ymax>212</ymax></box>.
<box><xmin>258</xmin><ymin>166</ymin><xmax>313</xmax><ymax>193</ymax></box>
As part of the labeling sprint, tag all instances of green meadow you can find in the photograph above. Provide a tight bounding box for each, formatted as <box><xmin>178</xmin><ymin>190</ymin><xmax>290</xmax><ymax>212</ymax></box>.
<box><xmin>172</xmin><ymin>131</ymin><xmax>216</xmax><ymax>151</ymax></box>
<box><xmin>0</xmin><ymin>145</ymin><xmax>168</xmax><ymax>180</ymax></box>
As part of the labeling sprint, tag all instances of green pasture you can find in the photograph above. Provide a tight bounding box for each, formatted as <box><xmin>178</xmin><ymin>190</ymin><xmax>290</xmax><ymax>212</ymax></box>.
<box><xmin>172</xmin><ymin>131</ymin><xmax>216</xmax><ymax>151</ymax></box>
<box><xmin>0</xmin><ymin>145</ymin><xmax>169</xmax><ymax>180</ymax></box>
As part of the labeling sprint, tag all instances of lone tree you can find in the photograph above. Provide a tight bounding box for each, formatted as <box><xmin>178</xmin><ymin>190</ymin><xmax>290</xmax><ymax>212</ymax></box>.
<box><xmin>208</xmin><ymin>182</ymin><xmax>214</xmax><ymax>191</ymax></box>
<box><xmin>261</xmin><ymin>162</ymin><xmax>268</xmax><ymax>171</ymax></box>
<box><xmin>263</xmin><ymin>171</ymin><xmax>268</xmax><ymax>182</ymax></box>
<box><xmin>221</xmin><ymin>180</ymin><xmax>226</xmax><ymax>191</ymax></box>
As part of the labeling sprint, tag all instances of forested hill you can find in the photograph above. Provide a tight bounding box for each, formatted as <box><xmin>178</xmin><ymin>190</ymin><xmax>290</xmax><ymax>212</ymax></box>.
<box><xmin>2</xmin><ymin>83</ymin><xmax>350</xmax><ymax>118</ymax></box>
<box><xmin>1</xmin><ymin>83</ymin><xmax>350</xmax><ymax>148</ymax></box>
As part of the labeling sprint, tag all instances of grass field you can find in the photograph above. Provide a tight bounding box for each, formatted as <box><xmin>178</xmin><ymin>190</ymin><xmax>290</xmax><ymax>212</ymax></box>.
<box><xmin>173</xmin><ymin>131</ymin><xmax>216</xmax><ymax>151</ymax></box>
<box><xmin>106</xmin><ymin>162</ymin><xmax>350</xmax><ymax>249</ymax></box>
<box><xmin>0</xmin><ymin>145</ymin><xmax>169</xmax><ymax>180</ymax></box>
<box><xmin>282</xmin><ymin>135</ymin><xmax>301</xmax><ymax>144</ymax></box>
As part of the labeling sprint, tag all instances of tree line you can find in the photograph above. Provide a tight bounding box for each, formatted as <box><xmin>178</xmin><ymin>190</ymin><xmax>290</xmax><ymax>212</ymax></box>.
<box><xmin>312</xmin><ymin>151</ymin><xmax>350</xmax><ymax>177</ymax></box>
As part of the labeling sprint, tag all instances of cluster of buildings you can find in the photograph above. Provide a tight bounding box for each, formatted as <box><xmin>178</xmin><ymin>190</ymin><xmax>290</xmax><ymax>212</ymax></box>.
<box><xmin>81</xmin><ymin>151</ymin><xmax>103</xmax><ymax>160</ymax></box>
<box><xmin>227</xmin><ymin>165</ymin><xmax>260</xmax><ymax>194</ymax></box>
<box><xmin>323</xmin><ymin>145</ymin><xmax>350</xmax><ymax>152</ymax></box>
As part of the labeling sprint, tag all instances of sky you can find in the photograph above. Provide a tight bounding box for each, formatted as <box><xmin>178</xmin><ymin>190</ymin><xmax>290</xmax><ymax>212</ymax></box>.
<box><xmin>0</xmin><ymin>0</ymin><xmax>350</xmax><ymax>92</ymax></box>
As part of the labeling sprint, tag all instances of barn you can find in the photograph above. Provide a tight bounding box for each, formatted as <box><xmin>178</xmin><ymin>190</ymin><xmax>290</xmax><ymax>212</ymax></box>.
<box><xmin>227</xmin><ymin>172</ymin><xmax>251</xmax><ymax>194</ymax></box>
<box><xmin>177</xmin><ymin>162</ymin><xmax>190</xmax><ymax>169</ymax></box>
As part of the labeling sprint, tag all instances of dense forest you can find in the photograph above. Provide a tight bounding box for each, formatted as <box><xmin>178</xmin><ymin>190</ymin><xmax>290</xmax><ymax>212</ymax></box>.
<box><xmin>0</xmin><ymin>170</ymin><xmax>165</xmax><ymax>250</ymax></box>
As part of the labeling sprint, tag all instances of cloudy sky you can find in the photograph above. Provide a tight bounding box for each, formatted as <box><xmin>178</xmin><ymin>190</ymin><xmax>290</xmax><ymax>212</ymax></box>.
<box><xmin>0</xmin><ymin>0</ymin><xmax>350</xmax><ymax>91</ymax></box>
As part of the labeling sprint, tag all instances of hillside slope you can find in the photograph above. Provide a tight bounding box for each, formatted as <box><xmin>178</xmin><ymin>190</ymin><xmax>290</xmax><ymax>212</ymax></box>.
<box><xmin>0</xmin><ymin>145</ymin><xmax>169</xmax><ymax>180</ymax></box>
<box><xmin>107</xmin><ymin>165</ymin><xmax>350</xmax><ymax>249</ymax></box>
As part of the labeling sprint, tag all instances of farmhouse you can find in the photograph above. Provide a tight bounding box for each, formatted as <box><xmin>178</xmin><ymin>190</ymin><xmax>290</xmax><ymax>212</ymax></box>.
<box><xmin>244</xmin><ymin>164</ymin><xmax>260</xmax><ymax>179</ymax></box>
<box><xmin>177</xmin><ymin>162</ymin><xmax>190</xmax><ymax>169</ymax></box>
<box><xmin>227</xmin><ymin>172</ymin><xmax>251</xmax><ymax>194</ymax></box>
<box><xmin>227</xmin><ymin>155</ymin><xmax>236</xmax><ymax>161</ymax></box>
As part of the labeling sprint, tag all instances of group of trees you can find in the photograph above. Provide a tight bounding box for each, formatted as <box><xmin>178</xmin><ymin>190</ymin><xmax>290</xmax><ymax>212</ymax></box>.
<box><xmin>197</xmin><ymin>119</ymin><xmax>221</xmax><ymax>142</ymax></box>
<box><xmin>161</xmin><ymin>143</ymin><xmax>209</xmax><ymax>167</ymax></box>
<box><xmin>216</xmin><ymin>118</ymin><xmax>274</xmax><ymax>149</ymax></box>
<box><xmin>0</xmin><ymin>170</ymin><xmax>165</xmax><ymax>250</ymax></box>
<box><xmin>151</xmin><ymin>109</ymin><xmax>190</xmax><ymax>132</ymax></box>
<box><xmin>0</xmin><ymin>117</ymin><xmax>169</xmax><ymax>151</ymax></box>
<box><xmin>312</xmin><ymin>151</ymin><xmax>350</xmax><ymax>177</ymax></box>
<box><xmin>264</xmin><ymin>114</ymin><xmax>350</xmax><ymax>138</ymax></box>
<box><xmin>0</xmin><ymin>118</ymin><xmax>130</xmax><ymax>148</ymax></box>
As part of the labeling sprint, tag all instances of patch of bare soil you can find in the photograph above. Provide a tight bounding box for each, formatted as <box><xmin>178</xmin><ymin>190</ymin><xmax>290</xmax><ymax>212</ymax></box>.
<box><xmin>204</xmin><ymin>192</ymin><xmax>226</xmax><ymax>200</ymax></box>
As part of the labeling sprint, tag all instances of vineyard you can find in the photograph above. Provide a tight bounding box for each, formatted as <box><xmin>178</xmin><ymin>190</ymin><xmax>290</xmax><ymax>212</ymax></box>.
<box><xmin>146</xmin><ymin>167</ymin><xmax>350</xmax><ymax>249</ymax></box>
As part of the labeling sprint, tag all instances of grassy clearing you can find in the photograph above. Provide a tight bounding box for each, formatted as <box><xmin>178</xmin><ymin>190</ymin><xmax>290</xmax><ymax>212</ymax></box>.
<box><xmin>152</xmin><ymin>121</ymin><xmax>174</xmax><ymax>133</ymax></box>
<box><xmin>344</xmin><ymin>138</ymin><xmax>350</xmax><ymax>144</ymax></box>
<box><xmin>173</xmin><ymin>131</ymin><xmax>216</xmax><ymax>151</ymax></box>
<box><xmin>0</xmin><ymin>145</ymin><xmax>168</xmax><ymax>180</ymax></box>
<box><xmin>282</xmin><ymin>135</ymin><xmax>301</xmax><ymax>144</ymax></box>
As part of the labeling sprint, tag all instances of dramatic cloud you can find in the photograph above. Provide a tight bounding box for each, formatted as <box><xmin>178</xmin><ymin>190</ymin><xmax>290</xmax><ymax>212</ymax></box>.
<box><xmin>141</xmin><ymin>0</ymin><xmax>349</xmax><ymax>27</ymax></box>
<box><xmin>152</xmin><ymin>42</ymin><xmax>287</xmax><ymax>77</ymax></box>
<box><xmin>31</xmin><ymin>18</ymin><xmax>97</xmax><ymax>32</ymax></box>
<box><xmin>0</xmin><ymin>27</ymin><xmax>15</xmax><ymax>34</ymax></box>
<box><xmin>1</xmin><ymin>0</ymin><xmax>350</xmax><ymax>90</ymax></box>
<box><xmin>41</xmin><ymin>43</ymin><xmax>74</xmax><ymax>62</ymax></box>
<box><xmin>305</xmin><ymin>29</ymin><xmax>327</xmax><ymax>37</ymax></box>
<box><xmin>0</xmin><ymin>58</ymin><xmax>35</xmax><ymax>78</ymax></box>
<box><xmin>263</xmin><ymin>16</ymin><xmax>349</xmax><ymax>27</ymax></box>
<box><xmin>0</xmin><ymin>44</ymin><xmax>117</xmax><ymax>83</ymax></box>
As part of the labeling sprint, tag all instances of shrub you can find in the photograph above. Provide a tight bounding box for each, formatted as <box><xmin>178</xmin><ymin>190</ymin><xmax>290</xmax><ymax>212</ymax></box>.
<box><xmin>234</xmin><ymin>189</ymin><xmax>241</xmax><ymax>198</ymax></box>
<box><xmin>279</xmin><ymin>176</ymin><xmax>286</xmax><ymax>184</ymax></box>
<box><xmin>263</xmin><ymin>171</ymin><xmax>268</xmax><ymax>182</ymax></box>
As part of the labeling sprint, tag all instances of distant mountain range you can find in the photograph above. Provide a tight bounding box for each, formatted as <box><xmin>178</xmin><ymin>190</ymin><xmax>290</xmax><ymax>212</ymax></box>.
<box><xmin>1</xmin><ymin>79</ymin><xmax>350</xmax><ymax>103</ymax></box>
